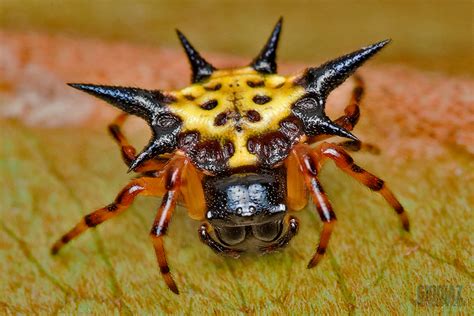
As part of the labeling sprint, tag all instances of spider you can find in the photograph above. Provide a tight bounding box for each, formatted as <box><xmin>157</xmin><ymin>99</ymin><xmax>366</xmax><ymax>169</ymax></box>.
<box><xmin>51</xmin><ymin>18</ymin><xmax>410</xmax><ymax>294</ymax></box>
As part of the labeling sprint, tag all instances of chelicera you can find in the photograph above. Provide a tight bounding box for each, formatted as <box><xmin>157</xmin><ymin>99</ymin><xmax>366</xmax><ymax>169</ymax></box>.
<box><xmin>51</xmin><ymin>18</ymin><xmax>410</xmax><ymax>294</ymax></box>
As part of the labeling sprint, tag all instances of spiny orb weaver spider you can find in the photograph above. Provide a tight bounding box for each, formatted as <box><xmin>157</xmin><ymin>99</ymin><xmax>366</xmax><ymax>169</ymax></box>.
<box><xmin>52</xmin><ymin>18</ymin><xmax>410</xmax><ymax>294</ymax></box>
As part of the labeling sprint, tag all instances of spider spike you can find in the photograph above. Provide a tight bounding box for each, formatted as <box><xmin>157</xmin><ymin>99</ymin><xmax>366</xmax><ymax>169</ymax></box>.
<box><xmin>298</xmin><ymin>39</ymin><xmax>390</xmax><ymax>99</ymax></box>
<box><xmin>128</xmin><ymin>141</ymin><xmax>161</xmax><ymax>172</ymax></box>
<box><xmin>69</xmin><ymin>83</ymin><xmax>180</xmax><ymax>170</ymax></box>
<box><xmin>67</xmin><ymin>83</ymin><xmax>167</xmax><ymax>122</ymax></box>
<box><xmin>321</xmin><ymin>116</ymin><xmax>359</xmax><ymax>141</ymax></box>
<box><xmin>176</xmin><ymin>30</ymin><xmax>216</xmax><ymax>83</ymax></box>
<box><xmin>250</xmin><ymin>17</ymin><xmax>283</xmax><ymax>74</ymax></box>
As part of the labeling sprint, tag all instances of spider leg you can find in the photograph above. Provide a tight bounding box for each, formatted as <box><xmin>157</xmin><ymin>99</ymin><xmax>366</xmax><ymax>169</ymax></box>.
<box><xmin>53</xmin><ymin>155</ymin><xmax>190</xmax><ymax>294</ymax></box>
<box><xmin>286</xmin><ymin>152</ymin><xmax>309</xmax><ymax>211</ymax></box>
<box><xmin>149</xmin><ymin>156</ymin><xmax>186</xmax><ymax>294</ymax></box>
<box><xmin>315</xmin><ymin>142</ymin><xmax>410</xmax><ymax>231</ymax></box>
<box><xmin>332</xmin><ymin>74</ymin><xmax>364</xmax><ymax>131</ymax></box>
<box><xmin>292</xmin><ymin>145</ymin><xmax>337</xmax><ymax>268</ymax></box>
<box><xmin>108</xmin><ymin>113</ymin><xmax>168</xmax><ymax>172</ymax></box>
<box><xmin>334</xmin><ymin>139</ymin><xmax>380</xmax><ymax>154</ymax></box>
<box><xmin>51</xmin><ymin>176</ymin><xmax>166</xmax><ymax>254</ymax></box>
<box><xmin>259</xmin><ymin>216</ymin><xmax>299</xmax><ymax>253</ymax></box>
<box><xmin>198</xmin><ymin>223</ymin><xmax>243</xmax><ymax>258</ymax></box>
<box><xmin>308</xmin><ymin>75</ymin><xmax>364</xmax><ymax>144</ymax></box>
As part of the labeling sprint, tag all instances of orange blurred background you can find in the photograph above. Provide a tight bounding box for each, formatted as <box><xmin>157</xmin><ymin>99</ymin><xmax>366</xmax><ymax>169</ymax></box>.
<box><xmin>1</xmin><ymin>0</ymin><xmax>472</xmax><ymax>75</ymax></box>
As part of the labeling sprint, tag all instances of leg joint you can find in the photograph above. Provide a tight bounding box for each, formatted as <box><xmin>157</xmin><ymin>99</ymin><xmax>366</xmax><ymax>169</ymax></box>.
<box><xmin>151</xmin><ymin>224</ymin><xmax>167</xmax><ymax>237</ymax></box>
<box><xmin>107</xmin><ymin>204</ymin><xmax>118</xmax><ymax>212</ymax></box>
<box><xmin>160</xmin><ymin>265</ymin><xmax>170</xmax><ymax>274</ymax></box>
<box><xmin>108</xmin><ymin>124</ymin><xmax>121</xmax><ymax>141</ymax></box>
<box><xmin>317</xmin><ymin>247</ymin><xmax>327</xmax><ymax>255</ymax></box>
<box><xmin>84</xmin><ymin>214</ymin><xmax>98</xmax><ymax>227</ymax></box>
<box><xmin>368</xmin><ymin>178</ymin><xmax>385</xmax><ymax>191</ymax></box>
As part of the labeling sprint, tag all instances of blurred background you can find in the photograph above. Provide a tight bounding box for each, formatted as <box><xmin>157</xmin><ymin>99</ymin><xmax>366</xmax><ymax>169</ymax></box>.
<box><xmin>1</xmin><ymin>0</ymin><xmax>472</xmax><ymax>75</ymax></box>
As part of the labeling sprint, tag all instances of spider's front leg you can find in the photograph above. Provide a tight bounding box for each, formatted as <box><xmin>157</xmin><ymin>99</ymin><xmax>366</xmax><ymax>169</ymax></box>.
<box><xmin>51</xmin><ymin>155</ymin><xmax>189</xmax><ymax>294</ymax></box>
<box><xmin>149</xmin><ymin>157</ymin><xmax>186</xmax><ymax>294</ymax></box>
<box><xmin>314</xmin><ymin>142</ymin><xmax>410</xmax><ymax>231</ymax></box>
<box><xmin>108</xmin><ymin>113</ymin><xmax>169</xmax><ymax>172</ymax></box>
<box><xmin>292</xmin><ymin>145</ymin><xmax>337</xmax><ymax>268</ymax></box>
<box><xmin>51</xmin><ymin>175</ymin><xmax>166</xmax><ymax>254</ymax></box>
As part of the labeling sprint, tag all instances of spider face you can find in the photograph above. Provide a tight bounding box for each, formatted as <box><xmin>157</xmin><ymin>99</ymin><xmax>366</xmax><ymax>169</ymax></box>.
<box><xmin>54</xmin><ymin>18</ymin><xmax>410</xmax><ymax>295</ymax></box>
<box><xmin>203</xmin><ymin>168</ymin><xmax>288</xmax><ymax>251</ymax></box>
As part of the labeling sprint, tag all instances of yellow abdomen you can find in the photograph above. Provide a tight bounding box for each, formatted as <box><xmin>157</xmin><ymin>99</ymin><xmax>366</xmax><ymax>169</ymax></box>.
<box><xmin>168</xmin><ymin>67</ymin><xmax>305</xmax><ymax>172</ymax></box>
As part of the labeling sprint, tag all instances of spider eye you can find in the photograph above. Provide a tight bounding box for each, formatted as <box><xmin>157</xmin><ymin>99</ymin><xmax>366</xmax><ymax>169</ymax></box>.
<box><xmin>215</xmin><ymin>226</ymin><xmax>246</xmax><ymax>246</ymax></box>
<box><xmin>252</xmin><ymin>221</ymin><xmax>283</xmax><ymax>242</ymax></box>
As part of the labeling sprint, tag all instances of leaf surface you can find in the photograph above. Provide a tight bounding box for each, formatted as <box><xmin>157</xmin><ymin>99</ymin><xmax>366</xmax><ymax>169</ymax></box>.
<box><xmin>0</xmin><ymin>32</ymin><xmax>472</xmax><ymax>314</ymax></box>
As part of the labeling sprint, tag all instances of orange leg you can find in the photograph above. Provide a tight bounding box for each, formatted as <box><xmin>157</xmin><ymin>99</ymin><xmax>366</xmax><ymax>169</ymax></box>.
<box><xmin>286</xmin><ymin>151</ymin><xmax>309</xmax><ymax>211</ymax></box>
<box><xmin>108</xmin><ymin>113</ymin><xmax>168</xmax><ymax>172</ymax></box>
<box><xmin>330</xmin><ymin>75</ymin><xmax>381</xmax><ymax>153</ymax></box>
<box><xmin>292</xmin><ymin>145</ymin><xmax>337</xmax><ymax>268</ymax></box>
<box><xmin>52</xmin><ymin>155</ymin><xmax>188</xmax><ymax>294</ymax></box>
<box><xmin>149</xmin><ymin>157</ymin><xmax>185</xmax><ymax>294</ymax></box>
<box><xmin>335</xmin><ymin>139</ymin><xmax>380</xmax><ymax>154</ymax></box>
<box><xmin>315</xmin><ymin>142</ymin><xmax>410</xmax><ymax>231</ymax></box>
<box><xmin>51</xmin><ymin>176</ymin><xmax>166</xmax><ymax>254</ymax></box>
<box><xmin>332</xmin><ymin>74</ymin><xmax>364</xmax><ymax>131</ymax></box>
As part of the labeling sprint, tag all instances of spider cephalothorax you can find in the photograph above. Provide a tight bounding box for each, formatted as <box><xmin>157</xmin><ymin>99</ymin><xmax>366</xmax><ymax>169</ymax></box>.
<box><xmin>53</xmin><ymin>18</ymin><xmax>410</xmax><ymax>294</ymax></box>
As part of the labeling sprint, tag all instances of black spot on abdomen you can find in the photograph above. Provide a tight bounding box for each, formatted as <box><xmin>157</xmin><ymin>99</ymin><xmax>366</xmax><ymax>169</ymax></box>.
<box><xmin>200</xmin><ymin>99</ymin><xmax>218</xmax><ymax>110</ymax></box>
<box><xmin>247</xmin><ymin>80</ymin><xmax>264</xmax><ymax>88</ymax></box>
<box><xmin>253</xmin><ymin>95</ymin><xmax>271</xmax><ymax>105</ymax></box>
<box><xmin>214</xmin><ymin>112</ymin><xmax>228</xmax><ymax>126</ymax></box>
<box><xmin>246</xmin><ymin>110</ymin><xmax>261</xmax><ymax>122</ymax></box>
